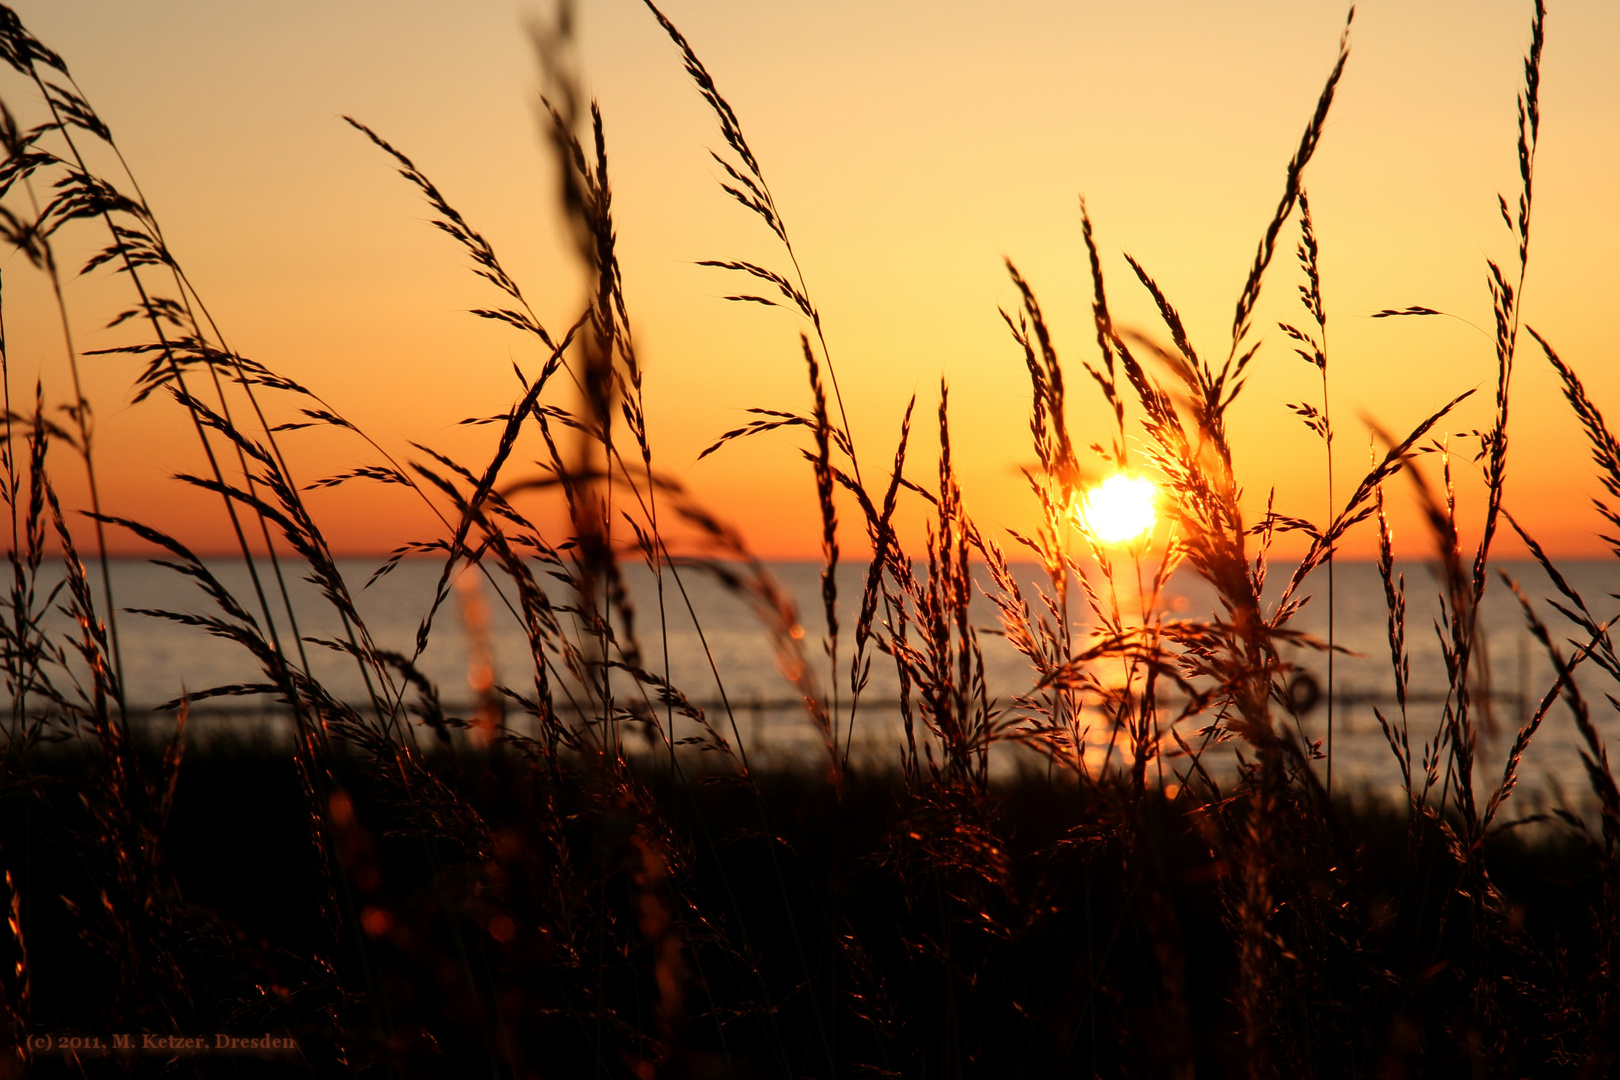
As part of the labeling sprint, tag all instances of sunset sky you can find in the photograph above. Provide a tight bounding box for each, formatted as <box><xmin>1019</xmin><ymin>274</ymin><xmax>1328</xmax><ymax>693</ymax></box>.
<box><xmin>5</xmin><ymin>0</ymin><xmax>1618</xmax><ymax>560</ymax></box>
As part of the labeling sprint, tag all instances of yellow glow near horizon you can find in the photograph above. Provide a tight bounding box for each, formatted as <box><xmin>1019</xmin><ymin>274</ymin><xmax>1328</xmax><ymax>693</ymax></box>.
<box><xmin>1076</xmin><ymin>475</ymin><xmax>1158</xmax><ymax>545</ymax></box>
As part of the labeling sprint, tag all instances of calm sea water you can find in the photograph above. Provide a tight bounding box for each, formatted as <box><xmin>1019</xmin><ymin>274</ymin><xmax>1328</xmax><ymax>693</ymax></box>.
<box><xmin>21</xmin><ymin>556</ymin><xmax>1620</xmax><ymax>809</ymax></box>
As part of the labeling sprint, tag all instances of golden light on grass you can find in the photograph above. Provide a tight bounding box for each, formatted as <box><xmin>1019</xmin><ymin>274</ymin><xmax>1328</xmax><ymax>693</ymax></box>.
<box><xmin>1075</xmin><ymin>473</ymin><xmax>1158</xmax><ymax>545</ymax></box>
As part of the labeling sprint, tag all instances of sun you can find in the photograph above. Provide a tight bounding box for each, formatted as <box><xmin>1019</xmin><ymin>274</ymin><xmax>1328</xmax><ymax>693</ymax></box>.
<box><xmin>1075</xmin><ymin>474</ymin><xmax>1158</xmax><ymax>545</ymax></box>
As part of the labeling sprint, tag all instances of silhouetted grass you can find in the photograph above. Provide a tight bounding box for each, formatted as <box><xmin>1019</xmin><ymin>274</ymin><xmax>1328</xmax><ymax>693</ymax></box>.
<box><xmin>3</xmin><ymin>741</ymin><xmax>1610</xmax><ymax>1078</ymax></box>
<box><xmin>1</xmin><ymin>0</ymin><xmax>1615</xmax><ymax>1077</ymax></box>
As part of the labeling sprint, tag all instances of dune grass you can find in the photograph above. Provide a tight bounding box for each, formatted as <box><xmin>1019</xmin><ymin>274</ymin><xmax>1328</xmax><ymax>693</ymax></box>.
<box><xmin>0</xmin><ymin>0</ymin><xmax>1616</xmax><ymax>1076</ymax></box>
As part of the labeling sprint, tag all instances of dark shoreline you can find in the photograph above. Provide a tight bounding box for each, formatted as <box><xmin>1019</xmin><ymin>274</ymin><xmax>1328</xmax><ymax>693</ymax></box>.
<box><xmin>4</xmin><ymin>739</ymin><xmax>1609</xmax><ymax>1077</ymax></box>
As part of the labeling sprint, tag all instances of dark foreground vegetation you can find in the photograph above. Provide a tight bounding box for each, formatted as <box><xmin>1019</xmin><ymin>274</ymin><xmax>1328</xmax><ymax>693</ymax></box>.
<box><xmin>0</xmin><ymin>0</ymin><xmax>1616</xmax><ymax>1076</ymax></box>
<box><xmin>3</xmin><ymin>745</ymin><xmax>1613</xmax><ymax>1078</ymax></box>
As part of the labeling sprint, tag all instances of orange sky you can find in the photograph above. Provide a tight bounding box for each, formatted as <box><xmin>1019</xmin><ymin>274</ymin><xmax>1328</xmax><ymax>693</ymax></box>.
<box><xmin>5</xmin><ymin>0</ymin><xmax>1618</xmax><ymax>562</ymax></box>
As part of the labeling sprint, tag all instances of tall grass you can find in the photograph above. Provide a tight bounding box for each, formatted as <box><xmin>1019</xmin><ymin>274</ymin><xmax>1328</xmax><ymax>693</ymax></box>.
<box><xmin>0</xmin><ymin>0</ymin><xmax>1614</xmax><ymax>1076</ymax></box>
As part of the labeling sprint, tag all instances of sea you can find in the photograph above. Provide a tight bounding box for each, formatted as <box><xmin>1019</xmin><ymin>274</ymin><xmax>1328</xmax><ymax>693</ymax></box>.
<box><xmin>18</xmin><ymin>556</ymin><xmax>1620</xmax><ymax>813</ymax></box>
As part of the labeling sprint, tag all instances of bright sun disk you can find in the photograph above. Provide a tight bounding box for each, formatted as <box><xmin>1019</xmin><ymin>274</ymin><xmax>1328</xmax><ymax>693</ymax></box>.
<box><xmin>1076</xmin><ymin>474</ymin><xmax>1158</xmax><ymax>544</ymax></box>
